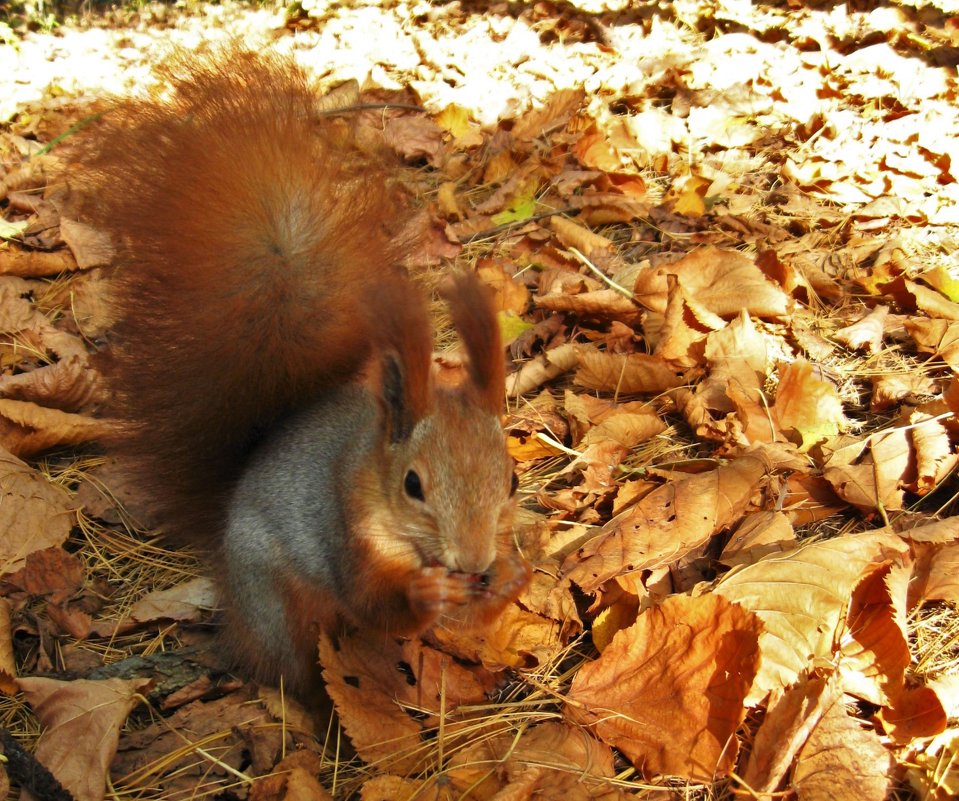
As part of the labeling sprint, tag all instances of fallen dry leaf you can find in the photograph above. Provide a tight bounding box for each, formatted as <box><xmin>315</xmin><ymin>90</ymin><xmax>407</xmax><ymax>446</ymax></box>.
<box><xmin>18</xmin><ymin>676</ymin><xmax>150</xmax><ymax>801</ymax></box>
<box><xmin>564</xmin><ymin>452</ymin><xmax>772</xmax><ymax>593</ymax></box>
<box><xmin>0</xmin><ymin>448</ymin><xmax>74</xmax><ymax>576</ymax></box>
<box><xmin>792</xmin><ymin>674</ymin><xmax>893</xmax><ymax>801</ymax></box>
<box><xmin>715</xmin><ymin>528</ymin><xmax>910</xmax><ymax>703</ymax></box>
<box><xmin>565</xmin><ymin>593</ymin><xmax>762</xmax><ymax>781</ymax></box>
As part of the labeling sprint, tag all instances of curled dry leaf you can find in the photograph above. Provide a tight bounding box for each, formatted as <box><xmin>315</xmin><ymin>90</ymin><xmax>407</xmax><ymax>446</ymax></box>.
<box><xmin>59</xmin><ymin>217</ymin><xmax>115</xmax><ymax>269</ymax></box>
<box><xmin>506</xmin><ymin>341</ymin><xmax>580</xmax><ymax>397</ymax></box>
<box><xmin>823</xmin><ymin>429</ymin><xmax>911</xmax><ymax>513</ymax></box>
<box><xmin>741</xmin><ymin>673</ymin><xmax>836</xmax><ymax>795</ymax></box>
<box><xmin>704</xmin><ymin>308</ymin><xmax>770</xmax><ymax>373</ymax></box>
<box><xmin>632</xmin><ymin>246</ymin><xmax>790</xmax><ymax>319</ymax></box>
<box><xmin>0</xmin><ymin>398</ymin><xmax>107</xmax><ymax>458</ymax></box>
<box><xmin>714</xmin><ymin>528</ymin><xmax>910</xmax><ymax>703</ymax></box>
<box><xmin>565</xmin><ymin>594</ymin><xmax>762</xmax><ymax>781</ymax></box>
<box><xmin>574</xmin><ymin>347</ymin><xmax>684</xmax><ymax>395</ymax></box>
<box><xmin>742</xmin><ymin>672</ymin><xmax>893</xmax><ymax>799</ymax></box>
<box><xmin>563</xmin><ymin>452</ymin><xmax>772</xmax><ymax>594</ymax></box>
<box><xmin>18</xmin><ymin>675</ymin><xmax>150</xmax><ymax>801</ymax></box>
<box><xmin>535</xmin><ymin>287</ymin><xmax>643</xmax><ymax>325</ymax></box>
<box><xmin>0</xmin><ymin>448</ymin><xmax>73</xmax><ymax>576</ymax></box>
<box><xmin>0</xmin><ymin>599</ymin><xmax>16</xmax><ymax>693</ymax></box>
<box><xmin>248</xmin><ymin>750</ymin><xmax>332</xmax><ymax>801</ymax></box>
<box><xmin>833</xmin><ymin>304</ymin><xmax>889</xmax><ymax>353</ymax></box>
<box><xmin>905</xmin><ymin>317</ymin><xmax>959</xmax><ymax>369</ymax></box>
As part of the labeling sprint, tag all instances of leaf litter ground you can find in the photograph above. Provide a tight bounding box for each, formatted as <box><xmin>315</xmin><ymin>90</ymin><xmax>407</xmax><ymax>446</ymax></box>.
<box><xmin>1</xmin><ymin>1</ymin><xmax>959</xmax><ymax>800</ymax></box>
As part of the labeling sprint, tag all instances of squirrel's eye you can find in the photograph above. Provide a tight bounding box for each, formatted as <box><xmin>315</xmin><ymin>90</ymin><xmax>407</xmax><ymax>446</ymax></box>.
<box><xmin>510</xmin><ymin>472</ymin><xmax>519</xmax><ymax>497</ymax></box>
<box><xmin>404</xmin><ymin>469</ymin><xmax>425</xmax><ymax>501</ymax></box>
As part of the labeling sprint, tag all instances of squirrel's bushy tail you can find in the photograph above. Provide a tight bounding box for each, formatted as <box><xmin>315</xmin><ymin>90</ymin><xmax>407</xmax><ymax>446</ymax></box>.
<box><xmin>76</xmin><ymin>49</ymin><xmax>416</xmax><ymax>543</ymax></box>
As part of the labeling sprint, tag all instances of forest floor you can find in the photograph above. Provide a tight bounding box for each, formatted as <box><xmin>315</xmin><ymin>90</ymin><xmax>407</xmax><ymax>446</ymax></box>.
<box><xmin>1</xmin><ymin>1</ymin><xmax>959</xmax><ymax>800</ymax></box>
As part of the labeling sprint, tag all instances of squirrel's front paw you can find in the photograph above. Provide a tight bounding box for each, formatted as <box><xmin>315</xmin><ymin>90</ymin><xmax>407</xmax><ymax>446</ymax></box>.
<box><xmin>408</xmin><ymin>567</ymin><xmax>473</xmax><ymax>625</ymax></box>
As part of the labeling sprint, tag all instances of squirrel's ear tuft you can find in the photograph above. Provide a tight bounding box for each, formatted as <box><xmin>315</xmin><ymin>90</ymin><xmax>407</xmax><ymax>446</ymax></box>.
<box><xmin>368</xmin><ymin>275</ymin><xmax>433</xmax><ymax>442</ymax></box>
<box><xmin>442</xmin><ymin>272</ymin><xmax>505</xmax><ymax>415</ymax></box>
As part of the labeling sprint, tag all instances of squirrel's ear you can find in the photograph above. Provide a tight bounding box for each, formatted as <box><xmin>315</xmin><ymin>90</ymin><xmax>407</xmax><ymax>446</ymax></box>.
<box><xmin>442</xmin><ymin>272</ymin><xmax>505</xmax><ymax>415</ymax></box>
<box><xmin>368</xmin><ymin>275</ymin><xmax>433</xmax><ymax>443</ymax></box>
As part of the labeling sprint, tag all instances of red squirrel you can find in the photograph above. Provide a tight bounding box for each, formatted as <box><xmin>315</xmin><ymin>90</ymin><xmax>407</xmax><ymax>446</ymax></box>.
<box><xmin>75</xmin><ymin>50</ymin><xmax>531</xmax><ymax>694</ymax></box>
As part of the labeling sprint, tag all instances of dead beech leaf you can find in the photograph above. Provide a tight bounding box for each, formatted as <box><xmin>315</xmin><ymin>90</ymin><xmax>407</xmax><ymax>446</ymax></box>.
<box><xmin>905</xmin><ymin>317</ymin><xmax>959</xmax><ymax>369</ymax></box>
<box><xmin>129</xmin><ymin>577</ymin><xmax>217</xmax><ymax>623</ymax></box>
<box><xmin>879</xmin><ymin>685</ymin><xmax>947</xmax><ymax>743</ymax></box>
<box><xmin>506</xmin><ymin>342</ymin><xmax>580</xmax><ymax>397</ymax></box>
<box><xmin>719</xmin><ymin>510</ymin><xmax>796</xmax><ymax>567</ymax></box>
<box><xmin>359</xmin><ymin>775</ymin><xmax>432</xmax><ymax>801</ymax></box>
<box><xmin>833</xmin><ymin>305</ymin><xmax>889</xmax><ymax>354</ymax></box>
<box><xmin>565</xmin><ymin>594</ymin><xmax>762</xmax><ymax>781</ymax></box>
<box><xmin>564</xmin><ymin>452</ymin><xmax>771</xmax><ymax>593</ymax></box>
<box><xmin>0</xmin><ymin>599</ymin><xmax>17</xmax><ymax>694</ymax></box>
<box><xmin>320</xmin><ymin>632</ymin><xmax>497</xmax><ymax>773</ymax></box>
<box><xmin>823</xmin><ymin>428</ymin><xmax>911</xmax><ymax>513</ymax></box>
<box><xmin>870</xmin><ymin>371</ymin><xmax>939</xmax><ymax>411</ymax></box>
<box><xmin>908</xmin><ymin>411</ymin><xmax>956</xmax><ymax>495</ymax></box>
<box><xmin>632</xmin><ymin>247</ymin><xmax>790</xmax><ymax>319</ymax></box>
<box><xmin>476</xmin><ymin>257</ymin><xmax>529</xmax><ymax>315</ymax></box>
<box><xmin>429</xmin><ymin>602</ymin><xmax>560</xmax><ymax>671</ymax></box>
<box><xmin>0</xmin><ymin>352</ymin><xmax>102</xmax><ymax>410</ymax></box>
<box><xmin>793</xmin><ymin>675</ymin><xmax>893</xmax><ymax>801</ymax></box>
<box><xmin>0</xmin><ymin>398</ymin><xmax>107</xmax><ymax>457</ymax></box>
<box><xmin>248</xmin><ymin>750</ymin><xmax>332</xmax><ymax>801</ymax></box>
<box><xmin>4</xmin><ymin>546</ymin><xmax>84</xmax><ymax>599</ymax></box>
<box><xmin>447</xmin><ymin>721</ymin><xmax>629</xmax><ymax>801</ymax></box>
<box><xmin>705</xmin><ymin>309</ymin><xmax>770</xmax><ymax>373</ymax></box>
<box><xmin>59</xmin><ymin>217</ymin><xmax>114</xmax><ymax>269</ymax></box>
<box><xmin>511</xmin><ymin>87</ymin><xmax>585</xmax><ymax>142</ymax></box>
<box><xmin>714</xmin><ymin>528</ymin><xmax>910</xmax><ymax>703</ymax></box>
<box><xmin>535</xmin><ymin>287</ymin><xmax>642</xmax><ymax>325</ymax></box>
<box><xmin>741</xmin><ymin>673</ymin><xmax>835</xmax><ymax>795</ymax></box>
<box><xmin>773</xmin><ymin>359</ymin><xmax>846</xmax><ymax>451</ymax></box>
<box><xmin>654</xmin><ymin>275</ymin><xmax>725</xmax><ymax>367</ymax></box>
<box><xmin>18</xmin><ymin>676</ymin><xmax>150</xmax><ymax>801</ymax></box>
<box><xmin>574</xmin><ymin>349</ymin><xmax>684</xmax><ymax>395</ymax></box>
<box><xmin>0</xmin><ymin>448</ymin><xmax>73</xmax><ymax>576</ymax></box>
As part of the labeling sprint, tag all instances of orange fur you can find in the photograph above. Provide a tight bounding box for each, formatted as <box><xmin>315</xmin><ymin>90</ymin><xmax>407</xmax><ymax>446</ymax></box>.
<box><xmin>76</xmin><ymin>50</ymin><xmax>412</xmax><ymax>544</ymax></box>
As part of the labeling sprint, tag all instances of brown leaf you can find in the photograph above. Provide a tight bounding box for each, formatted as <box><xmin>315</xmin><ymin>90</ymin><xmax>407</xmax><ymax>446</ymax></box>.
<box><xmin>574</xmin><ymin>348</ymin><xmax>684</xmax><ymax>395</ymax></box>
<box><xmin>447</xmin><ymin>721</ymin><xmax>629</xmax><ymax>801</ymax></box>
<box><xmin>59</xmin><ymin>218</ymin><xmax>114</xmax><ymax>269</ymax></box>
<box><xmin>632</xmin><ymin>247</ymin><xmax>790</xmax><ymax>319</ymax></box>
<box><xmin>833</xmin><ymin>305</ymin><xmax>889</xmax><ymax>354</ymax></box>
<box><xmin>564</xmin><ymin>452</ymin><xmax>771</xmax><ymax>593</ymax></box>
<box><xmin>429</xmin><ymin>602</ymin><xmax>561</xmax><ymax>671</ymax></box>
<box><xmin>129</xmin><ymin>577</ymin><xmax>217</xmax><ymax>624</ymax></box>
<box><xmin>0</xmin><ymin>449</ymin><xmax>74</xmax><ymax>576</ymax></box>
<box><xmin>0</xmin><ymin>398</ymin><xmax>107</xmax><ymax>457</ymax></box>
<box><xmin>715</xmin><ymin>529</ymin><xmax>909</xmax><ymax>702</ymax></box>
<box><xmin>565</xmin><ymin>594</ymin><xmax>762</xmax><ymax>781</ymax></box>
<box><xmin>320</xmin><ymin>632</ymin><xmax>498</xmax><ymax>773</ymax></box>
<box><xmin>792</xmin><ymin>676</ymin><xmax>893</xmax><ymax>801</ymax></box>
<box><xmin>511</xmin><ymin>87</ymin><xmax>585</xmax><ymax>142</ymax></box>
<box><xmin>18</xmin><ymin>676</ymin><xmax>150</xmax><ymax>801</ymax></box>
<box><xmin>249</xmin><ymin>750</ymin><xmax>332</xmax><ymax>801</ymax></box>
<box><xmin>905</xmin><ymin>317</ymin><xmax>959</xmax><ymax>369</ymax></box>
<box><xmin>535</xmin><ymin>287</ymin><xmax>643</xmax><ymax>325</ymax></box>
<box><xmin>773</xmin><ymin>359</ymin><xmax>846</xmax><ymax>451</ymax></box>
<box><xmin>741</xmin><ymin>673</ymin><xmax>835</xmax><ymax>794</ymax></box>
